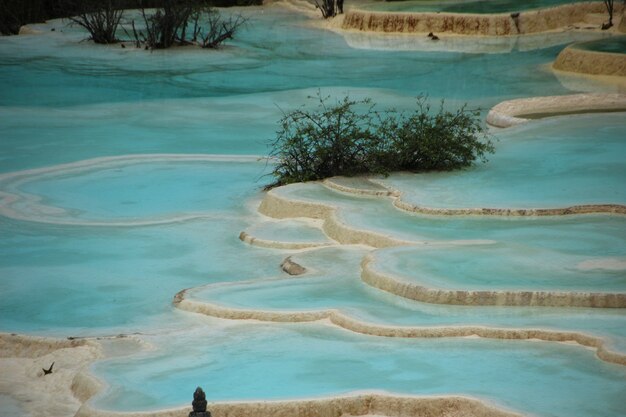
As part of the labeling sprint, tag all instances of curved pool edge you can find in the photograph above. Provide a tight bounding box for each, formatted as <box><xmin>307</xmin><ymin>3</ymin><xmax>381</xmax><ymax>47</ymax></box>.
<box><xmin>1</xmin><ymin>332</ymin><xmax>526</xmax><ymax>417</ymax></box>
<box><xmin>0</xmin><ymin>332</ymin><xmax>104</xmax><ymax>417</ymax></box>
<box><xmin>361</xmin><ymin>253</ymin><xmax>626</xmax><ymax>308</ymax></box>
<box><xmin>76</xmin><ymin>392</ymin><xmax>522</xmax><ymax>417</ymax></box>
<box><xmin>172</xmin><ymin>289</ymin><xmax>626</xmax><ymax>367</ymax></box>
<box><xmin>486</xmin><ymin>93</ymin><xmax>626</xmax><ymax>127</ymax></box>
<box><xmin>553</xmin><ymin>43</ymin><xmax>626</xmax><ymax>77</ymax></box>
<box><xmin>239</xmin><ymin>230</ymin><xmax>334</xmax><ymax>250</ymax></box>
<box><xmin>0</xmin><ymin>153</ymin><xmax>271</xmax><ymax>227</ymax></box>
<box><xmin>259</xmin><ymin>183</ymin><xmax>626</xmax><ymax>249</ymax></box>
<box><xmin>258</xmin><ymin>187</ymin><xmax>416</xmax><ymax>248</ymax></box>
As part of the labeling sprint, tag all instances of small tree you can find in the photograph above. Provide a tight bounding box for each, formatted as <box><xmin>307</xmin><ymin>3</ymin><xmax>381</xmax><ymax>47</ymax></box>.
<box><xmin>136</xmin><ymin>0</ymin><xmax>197</xmax><ymax>49</ymax></box>
<box><xmin>198</xmin><ymin>8</ymin><xmax>247</xmax><ymax>49</ymax></box>
<box><xmin>315</xmin><ymin>0</ymin><xmax>336</xmax><ymax>18</ymax></box>
<box><xmin>64</xmin><ymin>0</ymin><xmax>124</xmax><ymax>44</ymax></box>
<box><xmin>602</xmin><ymin>0</ymin><xmax>615</xmax><ymax>29</ymax></box>
<box><xmin>267</xmin><ymin>93</ymin><xmax>494</xmax><ymax>188</ymax></box>
<box><xmin>128</xmin><ymin>0</ymin><xmax>246</xmax><ymax>49</ymax></box>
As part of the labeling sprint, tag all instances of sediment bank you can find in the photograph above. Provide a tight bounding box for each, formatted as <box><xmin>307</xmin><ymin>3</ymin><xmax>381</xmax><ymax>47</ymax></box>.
<box><xmin>486</xmin><ymin>93</ymin><xmax>626</xmax><ymax>128</ymax></box>
<box><xmin>0</xmin><ymin>333</ymin><xmax>103</xmax><ymax>417</ymax></box>
<box><xmin>361</xmin><ymin>254</ymin><xmax>626</xmax><ymax>308</ymax></box>
<box><xmin>553</xmin><ymin>44</ymin><xmax>626</xmax><ymax>76</ymax></box>
<box><xmin>239</xmin><ymin>230</ymin><xmax>331</xmax><ymax>250</ymax></box>
<box><xmin>258</xmin><ymin>188</ymin><xmax>415</xmax><ymax>248</ymax></box>
<box><xmin>76</xmin><ymin>393</ymin><xmax>521</xmax><ymax>417</ymax></box>
<box><xmin>173</xmin><ymin>289</ymin><xmax>626</xmax><ymax>366</ymax></box>
<box><xmin>341</xmin><ymin>2</ymin><xmax>618</xmax><ymax>36</ymax></box>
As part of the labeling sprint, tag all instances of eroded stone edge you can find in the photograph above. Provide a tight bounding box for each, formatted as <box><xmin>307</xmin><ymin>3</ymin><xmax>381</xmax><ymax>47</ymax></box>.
<box><xmin>254</xmin><ymin>187</ymin><xmax>626</xmax><ymax>307</ymax></box>
<box><xmin>553</xmin><ymin>45</ymin><xmax>626</xmax><ymax>77</ymax></box>
<box><xmin>76</xmin><ymin>392</ymin><xmax>522</xmax><ymax>417</ymax></box>
<box><xmin>486</xmin><ymin>93</ymin><xmax>626</xmax><ymax>128</ymax></box>
<box><xmin>361</xmin><ymin>253</ymin><xmax>626</xmax><ymax>308</ymax></box>
<box><xmin>258</xmin><ymin>189</ymin><xmax>415</xmax><ymax>248</ymax></box>
<box><xmin>0</xmin><ymin>333</ymin><xmax>524</xmax><ymax>417</ymax></box>
<box><xmin>341</xmin><ymin>2</ymin><xmax>621</xmax><ymax>36</ymax></box>
<box><xmin>172</xmin><ymin>289</ymin><xmax>626</xmax><ymax>367</ymax></box>
<box><xmin>239</xmin><ymin>230</ymin><xmax>333</xmax><ymax>250</ymax></box>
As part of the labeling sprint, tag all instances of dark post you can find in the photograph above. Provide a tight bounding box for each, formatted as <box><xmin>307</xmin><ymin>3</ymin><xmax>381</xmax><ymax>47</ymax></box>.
<box><xmin>189</xmin><ymin>387</ymin><xmax>212</xmax><ymax>417</ymax></box>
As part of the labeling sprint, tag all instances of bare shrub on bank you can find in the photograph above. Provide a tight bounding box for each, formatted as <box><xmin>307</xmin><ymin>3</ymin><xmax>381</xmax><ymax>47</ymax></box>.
<box><xmin>602</xmin><ymin>0</ymin><xmax>615</xmax><ymax>29</ymax></box>
<box><xmin>128</xmin><ymin>0</ymin><xmax>247</xmax><ymax>49</ymax></box>
<box><xmin>64</xmin><ymin>0</ymin><xmax>124</xmax><ymax>44</ymax></box>
<box><xmin>314</xmin><ymin>0</ymin><xmax>344</xmax><ymax>18</ymax></box>
<box><xmin>198</xmin><ymin>8</ymin><xmax>246</xmax><ymax>48</ymax></box>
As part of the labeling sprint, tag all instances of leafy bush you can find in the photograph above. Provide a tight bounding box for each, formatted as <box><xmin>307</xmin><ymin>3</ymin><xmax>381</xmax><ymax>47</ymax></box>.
<box><xmin>267</xmin><ymin>93</ymin><xmax>494</xmax><ymax>188</ymax></box>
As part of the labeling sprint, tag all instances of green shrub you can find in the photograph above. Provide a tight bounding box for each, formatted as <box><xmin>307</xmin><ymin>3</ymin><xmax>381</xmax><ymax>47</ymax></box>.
<box><xmin>267</xmin><ymin>93</ymin><xmax>494</xmax><ymax>188</ymax></box>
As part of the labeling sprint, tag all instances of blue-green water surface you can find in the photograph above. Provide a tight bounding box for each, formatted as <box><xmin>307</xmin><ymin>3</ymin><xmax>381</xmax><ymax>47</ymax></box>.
<box><xmin>0</xmin><ymin>5</ymin><xmax>624</xmax><ymax>417</ymax></box>
<box><xmin>359</xmin><ymin>0</ymin><xmax>588</xmax><ymax>13</ymax></box>
<box><xmin>576</xmin><ymin>35</ymin><xmax>626</xmax><ymax>54</ymax></box>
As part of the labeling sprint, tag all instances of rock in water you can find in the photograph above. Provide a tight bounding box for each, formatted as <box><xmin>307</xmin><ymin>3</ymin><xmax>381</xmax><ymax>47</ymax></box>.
<box><xmin>281</xmin><ymin>257</ymin><xmax>307</xmax><ymax>275</ymax></box>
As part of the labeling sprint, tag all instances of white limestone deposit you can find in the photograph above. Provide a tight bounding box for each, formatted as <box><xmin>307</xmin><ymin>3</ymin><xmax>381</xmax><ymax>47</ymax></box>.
<box><xmin>486</xmin><ymin>93</ymin><xmax>626</xmax><ymax>127</ymax></box>
<box><xmin>0</xmin><ymin>333</ymin><xmax>103</xmax><ymax>417</ymax></box>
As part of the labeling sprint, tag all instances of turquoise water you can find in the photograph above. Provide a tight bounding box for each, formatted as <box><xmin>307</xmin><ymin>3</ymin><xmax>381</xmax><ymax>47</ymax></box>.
<box><xmin>577</xmin><ymin>35</ymin><xmax>626</xmax><ymax>54</ymax></box>
<box><xmin>381</xmin><ymin>114</ymin><xmax>626</xmax><ymax>209</ymax></box>
<box><xmin>0</xmin><ymin>4</ymin><xmax>625</xmax><ymax>417</ymax></box>
<box><xmin>0</xmin><ymin>395</ymin><xmax>23</xmax><ymax>417</ymax></box>
<box><xmin>375</xmin><ymin>245</ymin><xmax>626</xmax><ymax>292</ymax></box>
<box><xmin>244</xmin><ymin>219</ymin><xmax>331</xmax><ymax>244</ymax></box>
<box><xmin>274</xmin><ymin>182</ymin><xmax>626</xmax><ymax>254</ymax></box>
<box><xmin>0</xmin><ymin>215</ymin><xmax>284</xmax><ymax>335</ymax></box>
<box><xmin>92</xmin><ymin>322</ymin><xmax>626</xmax><ymax>416</ymax></box>
<box><xmin>15</xmin><ymin>160</ymin><xmax>268</xmax><ymax>222</ymax></box>
<box><xmin>359</xmin><ymin>0</ymin><xmax>588</xmax><ymax>13</ymax></box>
<box><xmin>195</xmin><ymin>246</ymin><xmax>626</xmax><ymax>347</ymax></box>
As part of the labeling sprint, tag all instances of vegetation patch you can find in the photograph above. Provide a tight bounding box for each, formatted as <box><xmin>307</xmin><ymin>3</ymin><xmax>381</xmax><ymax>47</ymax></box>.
<box><xmin>0</xmin><ymin>0</ymin><xmax>256</xmax><ymax>38</ymax></box>
<box><xmin>267</xmin><ymin>93</ymin><xmax>494</xmax><ymax>188</ymax></box>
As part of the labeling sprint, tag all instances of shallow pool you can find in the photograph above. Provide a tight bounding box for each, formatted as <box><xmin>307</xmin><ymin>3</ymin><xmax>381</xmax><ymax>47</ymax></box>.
<box><xmin>0</xmin><ymin>4</ymin><xmax>624</xmax><ymax>417</ymax></box>
<box><xmin>380</xmin><ymin>113</ymin><xmax>626</xmax><ymax>210</ymax></box>
<box><xmin>92</xmin><ymin>322</ymin><xmax>626</xmax><ymax>417</ymax></box>
<box><xmin>576</xmin><ymin>35</ymin><xmax>626</xmax><ymax>54</ymax></box>
<box><xmin>358</xmin><ymin>0</ymin><xmax>588</xmax><ymax>14</ymax></box>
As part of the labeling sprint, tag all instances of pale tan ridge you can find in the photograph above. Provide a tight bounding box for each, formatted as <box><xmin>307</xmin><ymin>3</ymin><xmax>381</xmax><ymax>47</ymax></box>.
<box><xmin>76</xmin><ymin>393</ymin><xmax>521</xmax><ymax>417</ymax></box>
<box><xmin>361</xmin><ymin>254</ymin><xmax>626</xmax><ymax>308</ymax></box>
<box><xmin>486</xmin><ymin>93</ymin><xmax>626</xmax><ymax>128</ymax></box>
<box><xmin>239</xmin><ymin>230</ymin><xmax>332</xmax><ymax>250</ymax></box>
<box><xmin>341</xmin><ymin>2</ymin><xmax>621</xmax><ymax>36</ymax></box>
<box><xmin>172</xmin><ymin>290</ymin><xmax>626</xmax><ymax>366</ymax></box>
<box><xmin>0</xmin><ymin>333</ymin><xmax>524</xmax><ymax>417</ymax></box>
<box><xmin>258</xmin><ymin>188</ymin><xmax>415</xmax><ymax>248</ymax></box>
<box><xmin>0</xmin><ymin>333</ymin><xmax>103</xmax><ymax>417</ymax></box>
<box><xmin>553</xmin><ymin>44</ymin><xmax>626</xmax><ymax>76</ymax></box>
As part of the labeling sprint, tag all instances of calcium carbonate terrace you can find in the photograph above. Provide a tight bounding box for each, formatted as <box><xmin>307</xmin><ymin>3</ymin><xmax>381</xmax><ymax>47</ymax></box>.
<box><xmin>0</xmin><ymin>1</ymin><xmax>624</xmax><ymax>417</ymax></box>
